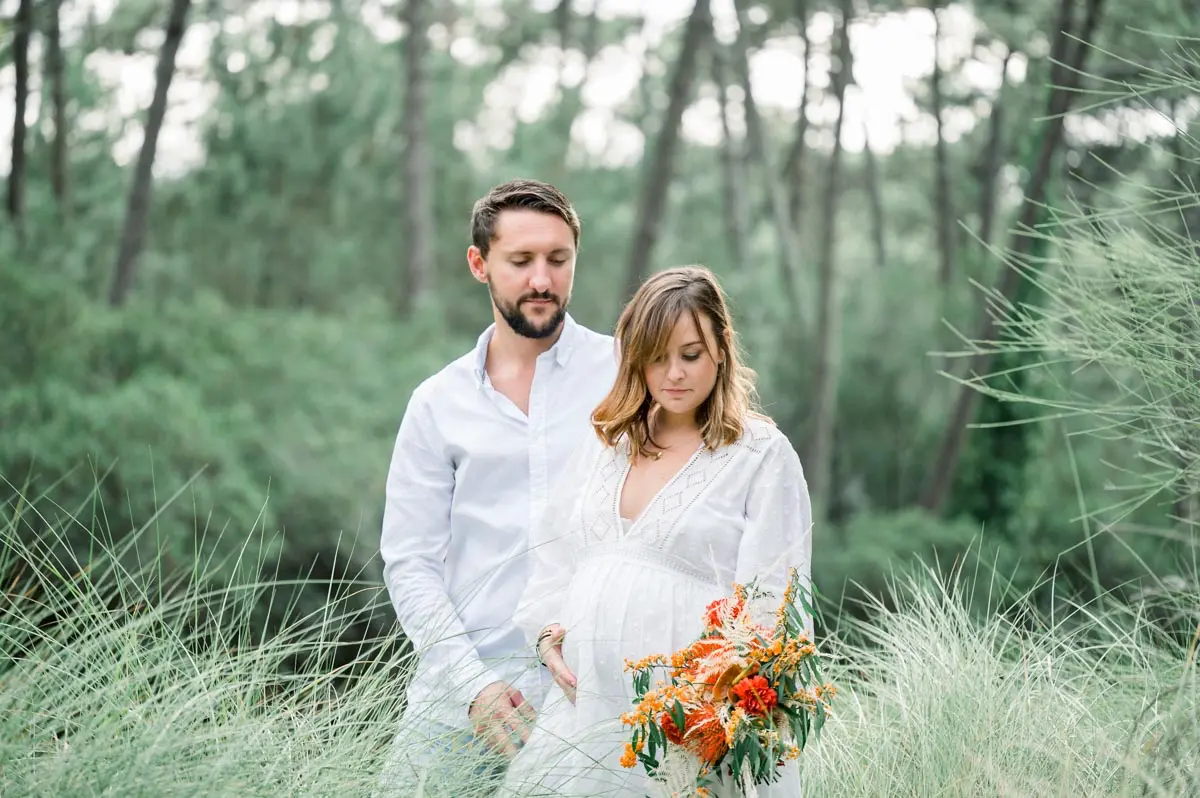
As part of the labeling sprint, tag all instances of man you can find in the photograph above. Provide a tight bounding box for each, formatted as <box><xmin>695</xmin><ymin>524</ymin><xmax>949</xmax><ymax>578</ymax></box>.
<box><xmin>377</xmin><ymin>179</ymin><xmax>618</xmax><ymax>793</ymax></box>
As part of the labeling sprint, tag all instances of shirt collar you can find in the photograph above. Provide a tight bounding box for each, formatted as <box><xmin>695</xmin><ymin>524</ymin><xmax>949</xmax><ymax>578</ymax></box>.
<box><xmin>472</xmin><ymin>313</ymin><xmax>581</xmax><ymax>386</ymax></box>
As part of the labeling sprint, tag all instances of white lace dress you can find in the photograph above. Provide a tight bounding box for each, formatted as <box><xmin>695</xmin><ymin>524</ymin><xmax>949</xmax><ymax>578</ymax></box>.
<box><xmin>500</xmin><ymin>417</ymin><xmax>814</xmax><ymax>798</ymax></box>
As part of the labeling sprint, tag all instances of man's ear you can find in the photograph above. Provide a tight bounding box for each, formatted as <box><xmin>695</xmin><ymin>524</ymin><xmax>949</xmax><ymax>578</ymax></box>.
<box><xmin>467</xmin><ymin>246</ymin><xmax>488</xmax><ymax>284</ymax></box>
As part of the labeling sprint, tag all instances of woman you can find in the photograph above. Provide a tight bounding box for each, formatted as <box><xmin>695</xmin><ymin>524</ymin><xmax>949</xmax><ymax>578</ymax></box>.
<box><xmin>501</xmin><ymin>266</ymin><xmax>813</xmax><ymax>797</ymax></box>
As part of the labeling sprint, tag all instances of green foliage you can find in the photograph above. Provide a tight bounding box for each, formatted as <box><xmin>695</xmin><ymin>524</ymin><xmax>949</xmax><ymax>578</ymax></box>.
<box><xmin>815</xmin><ymin>509</ymin><xmax>990</xmax><ymax>608</ymax></box>
<box><xmin>1</xmin><ymin>256</ymin><xmax>468</xmax><ymax>642</ymax></box>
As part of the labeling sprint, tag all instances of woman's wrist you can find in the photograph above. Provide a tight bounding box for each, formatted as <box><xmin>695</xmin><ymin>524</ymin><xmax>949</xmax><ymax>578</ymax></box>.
<box><xmin>536</xmin><ymin>623</ymin><xmax>565</xmax><ymax>663</ymax></box>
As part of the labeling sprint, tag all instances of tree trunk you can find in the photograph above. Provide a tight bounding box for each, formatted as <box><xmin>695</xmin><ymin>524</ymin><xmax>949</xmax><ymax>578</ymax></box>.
<box><xmin>862</xmin><ymin>119</ymin><xmax>886</xmax><ymax>268</ymax></box>
<box><xmin>108</xmin><ymin>0</ymin><xmax>192</xmax><ymax>308</ymax></box>
<box><xmin>730</xmin><ymin>0</ymin><xmax>803</xmax><ymax>302</ymax></box>
<box><xmin>783</xmin><ymin>0</ymin><xmax>811</xmax><ymax>225</ymax></box>
<box><xmin>710</xmin><ymin>42</ymin><xmax>748</xmax><ymax>269</ymax></box>
<box><xmin>976</xmin><ymin>47</ymin><xmax>1012</xmax><ymax>250</ymax></box>
<box><xmin>7</xmin><ymin>0</ymin><xmax>33</xmax><ymax>231</ymax></box>
<box><xmin>629</xmin><ymin>16</ymin><xmax>653</xmax><ymax>135</ymax></box>
<box><xmin>47</xmin><ymin>0</ymin><xmax>70</xmax><ymax>213</ymax></box>
<box><xmin>918</xmin><ymin>0</ymin><xmax>1106</xmax><ymax>514</ymax></box>
<box><xmin>548</xmin><ymin>1</ymin><xmax>601</xmax><ymax>178</ymax></box>
<box><xmin>806</xmin><ymin>0</ymin><xmax>854</xmax><ymax>518</ymax></box>
<box><xmin>398</xmin><ymin>0</ymin><xmax>436</xmax><ymax>315</ymax></box>
<box><xmin>622</xmin><ymin>0</ymin><xmax>711</xmax><ymax>301</ymax></box>
<box><xmin>930</xmin><ymin>2</ymin><xmax>955</xmax><ymax>288</ymax></box>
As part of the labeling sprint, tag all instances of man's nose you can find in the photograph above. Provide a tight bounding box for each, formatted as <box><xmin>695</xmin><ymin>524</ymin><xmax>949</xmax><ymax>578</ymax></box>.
<box><xmin>528</xmin><ymin>260</ymin><xmax>552</xmax><ymax>292</ymax></box>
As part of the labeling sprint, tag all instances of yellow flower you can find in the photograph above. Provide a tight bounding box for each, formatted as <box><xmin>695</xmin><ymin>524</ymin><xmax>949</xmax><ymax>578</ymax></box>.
<box><xmin>815</xmin><ymin>683</ymin><xmax>838</xmax><ymax>700</ymax></box>
<box><xmin>725</xmin><ymin>706</ymin><xmax>747</xmax><ymax>745</ymax></box>
<box><xmin>623</xmin><ymin>653</ymin><xmax>669</xmax><ymax>672</ymax></box>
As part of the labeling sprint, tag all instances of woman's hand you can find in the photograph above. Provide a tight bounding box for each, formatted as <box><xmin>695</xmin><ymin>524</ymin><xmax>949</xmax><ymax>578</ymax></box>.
<box><xmin>537</xmin><ymin>624</ymin><xmax>577</xmax><ymax>704</ymax></box>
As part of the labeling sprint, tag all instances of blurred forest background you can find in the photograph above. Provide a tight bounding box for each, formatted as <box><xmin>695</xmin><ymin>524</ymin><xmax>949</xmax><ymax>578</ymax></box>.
<box><xmin>2</xmin><ymin>0</ymin><xmax>1199</xmax><ymax>657</ymax></box>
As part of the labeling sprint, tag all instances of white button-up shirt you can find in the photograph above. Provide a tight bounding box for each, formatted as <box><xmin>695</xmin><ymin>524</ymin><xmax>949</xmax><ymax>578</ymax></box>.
<box><xmin>380</xmin><ymin>314</ymin><xmax>618</xmax><ymax>730</ymax></box>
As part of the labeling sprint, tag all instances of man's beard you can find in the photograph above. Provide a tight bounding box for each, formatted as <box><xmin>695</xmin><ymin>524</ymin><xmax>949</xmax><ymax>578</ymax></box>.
<box><xmin>490</xmin><ymin>283</ymin><xmax>569</xmax><ymax>340</ymax></box>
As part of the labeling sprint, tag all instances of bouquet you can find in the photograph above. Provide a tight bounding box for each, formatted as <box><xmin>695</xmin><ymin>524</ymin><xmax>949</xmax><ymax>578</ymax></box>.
<box><xmin>619</xmin><ymin>567</ymin><xmax>834</xmax><ymax>797</ymax></box>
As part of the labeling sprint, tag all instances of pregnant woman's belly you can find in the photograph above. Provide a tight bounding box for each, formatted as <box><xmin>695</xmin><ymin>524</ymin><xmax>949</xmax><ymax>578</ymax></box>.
<box><xmin>559</xmin><ymin>542</ymin><xmax>726</xmax><ymax>709</ymax></box>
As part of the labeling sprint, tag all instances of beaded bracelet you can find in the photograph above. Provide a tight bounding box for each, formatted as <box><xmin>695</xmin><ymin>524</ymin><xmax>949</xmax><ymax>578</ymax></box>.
<box><xmin>535</xmin><ymin>626</ymin><xmax>562</xmax><ymax>665</ymax></box>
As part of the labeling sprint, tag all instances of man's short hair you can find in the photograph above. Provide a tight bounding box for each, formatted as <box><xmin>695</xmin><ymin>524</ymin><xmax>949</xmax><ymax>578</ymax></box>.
<box><xmin>470</xmin><ymin>179</ymin><xmax>581</xmax><ymax>258</ymax></box>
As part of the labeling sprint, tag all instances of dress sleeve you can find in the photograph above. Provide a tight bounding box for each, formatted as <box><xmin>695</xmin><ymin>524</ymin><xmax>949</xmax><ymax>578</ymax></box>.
<box><xmin>736</xmin><ymin>431</ymin><xmax>815</xmax><ymax>637</ymax></box>
<box><xmin>512</xmin><ymin>431</ymin><xmax>602</xmax><ymax>649</ymax></box>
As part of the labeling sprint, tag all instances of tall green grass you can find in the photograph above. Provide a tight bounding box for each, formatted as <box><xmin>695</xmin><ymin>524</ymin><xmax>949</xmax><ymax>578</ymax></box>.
<box><xmin>2</xmin><ymin>490</ymin><xmax>1196</xmax><ymax>797</ymax></box>
<box><xmin>0</xmin><ymin>489</ymin><xmax>408</xmax><ymax>797</ymax></box>
<box><xmin>809</xmin><ymin>563</ymin><xmax>1197</xmax><ymax>796</ymax></box>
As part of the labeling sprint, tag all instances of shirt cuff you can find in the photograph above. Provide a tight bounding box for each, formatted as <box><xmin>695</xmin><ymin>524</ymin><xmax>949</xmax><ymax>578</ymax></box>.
<box><xmin>458</xmin><ymin>664</ymin><xmax>506</xmax><ymax>719</ymax></box>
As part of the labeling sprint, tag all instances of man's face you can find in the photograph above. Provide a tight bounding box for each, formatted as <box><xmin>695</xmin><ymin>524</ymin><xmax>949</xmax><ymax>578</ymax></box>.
<box><xmin>468</xmin><ymin>209</ymin><xmax>576</xmax><ymax>340</ymax></box>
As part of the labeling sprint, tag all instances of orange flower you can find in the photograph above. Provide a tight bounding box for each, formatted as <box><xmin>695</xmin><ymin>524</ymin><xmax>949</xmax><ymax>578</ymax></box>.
<box><xmin>620</xmin><ymin>743</ymin><xmax>638</xmax><ymax>768</ymax></box>
<box><xmin>704</xmin><ymin>595</ymin><xmax>744</xmax><ymax>629</ymax></box>
<box><xmin>659</xmin><ymin>705</ymin><xmax>729</xmax><ymax>764</ymax></box>
<box><xmin>684</xmin><ymin>705</ymin><xmax>730</xmax><ymax>763</ymax></box>
<box><xmin>673</xmin><ymin>637</ymin><xmax>729</xmax><ymax>674</ymax></box>
<box><xmin>659</xmin><ymin>711</ymin><xmax>686</xmax><ymax>746</ymax></box>
<box><xmin>731</xmin><ymin>675</ymin><xmax>778</xmax><ymax>716</ymax></box>
<box><xmin>679</xmin><ymin>639</ymin><xmax>746</xmax><ymax>693</ymax></box>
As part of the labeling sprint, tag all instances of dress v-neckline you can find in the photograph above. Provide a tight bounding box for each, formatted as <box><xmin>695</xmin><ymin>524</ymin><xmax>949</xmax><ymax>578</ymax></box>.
<box><xmin>614</xmin><ymin>442</ymin><xmax>705</xmax><ymax>535</ymax></box>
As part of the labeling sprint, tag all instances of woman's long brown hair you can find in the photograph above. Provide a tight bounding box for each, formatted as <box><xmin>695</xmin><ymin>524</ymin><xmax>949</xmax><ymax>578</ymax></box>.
<box><xmin>592</xmin><ymin>265</ymin><xmax>762</xmax><ymax>460</ymax></box>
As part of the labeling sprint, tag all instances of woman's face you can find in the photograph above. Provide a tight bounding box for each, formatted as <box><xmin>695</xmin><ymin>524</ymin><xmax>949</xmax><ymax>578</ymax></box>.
<box><xmin>643</xmin><ymin>311</ymin><xmax>722</xmax><ymax>423</ymax></box>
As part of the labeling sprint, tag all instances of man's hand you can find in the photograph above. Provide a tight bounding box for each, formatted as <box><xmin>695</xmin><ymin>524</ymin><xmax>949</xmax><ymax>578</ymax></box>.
<box><xmin>468</xmin><ymin>681</ymin><xmax>536</xmax><ymax>758</ymax></box>
<box><xmin>538</xmin><ymin>624</ymin><xmax>577</xmax><ymax>705</ymax></box>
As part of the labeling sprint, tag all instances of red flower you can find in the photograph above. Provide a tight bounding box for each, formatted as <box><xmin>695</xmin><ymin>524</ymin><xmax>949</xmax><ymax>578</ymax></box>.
<box><xmin>732</xmin><ymin>675</ymin><xmax>778</xmax><ymax>716</ymax></box>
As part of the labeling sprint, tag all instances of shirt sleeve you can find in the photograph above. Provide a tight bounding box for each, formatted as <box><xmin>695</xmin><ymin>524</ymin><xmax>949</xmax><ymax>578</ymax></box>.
<box><xmin>736</xmin><ymin>430</ymin><xmax>815</xmax><ymax>637</ymax></box>
<box><xmin>512</xmin><ymin>432</ymin><xmax>600</xmax><ymax>650</ymax></box>
<box><xmin>379</xmin><ymin>385</ymin><xmax>503</xmax><ymax>721</ymax></box>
